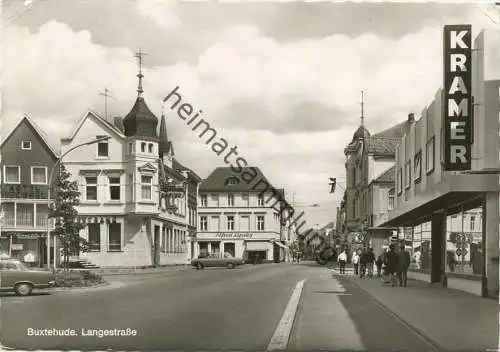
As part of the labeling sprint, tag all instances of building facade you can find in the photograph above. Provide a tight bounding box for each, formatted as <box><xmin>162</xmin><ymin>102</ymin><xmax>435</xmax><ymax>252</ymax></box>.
<box><xmin>0</xmin><ymin>115</ymin><xmax>59</xmax><ymax>267</ymax></box>
<box><xmin>383</xmin><ymin>29</ymin><xmax>499</xmax><ymax>297</ymax></box>
<box><xmin>61</xmin><ymin>69</ymin><xmax>200</xmax><ymax>267</ymax></box>
<box><xmin>196</xmin><ymin>167</ymin><xmax>287</xmax><ymax>263</ymax></box>
<box><xmin>343</xmin><ymin>113</ymin><xmax>414</xmax><ymax>255</ymax></box>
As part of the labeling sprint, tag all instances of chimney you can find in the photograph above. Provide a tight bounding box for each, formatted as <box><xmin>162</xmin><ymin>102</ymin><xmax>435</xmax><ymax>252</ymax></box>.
<box><xmin>408</xmin><ymin>113</ymin><xmax>415</xmax><ymax>123</ymax></box>
<box><xmin>114</xmin><ymin>116</ymin><xmax>124</xmax><ymax>132</ymax></box>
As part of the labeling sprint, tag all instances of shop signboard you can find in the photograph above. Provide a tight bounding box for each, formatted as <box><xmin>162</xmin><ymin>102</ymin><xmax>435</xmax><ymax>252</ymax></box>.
<box><xmin>443</xmin><ymin>24</ymin><xmax>472</xmax><ymax>171</ymax></box>
<box><xmin>215</xmin><ymin>233</ymin><xmax>253</xmax><ymax>239</ymax></box>
<box><xmin>11</xmin><ymin>244</ymin><xmax>23</xmax><ymax>251</ymax></box>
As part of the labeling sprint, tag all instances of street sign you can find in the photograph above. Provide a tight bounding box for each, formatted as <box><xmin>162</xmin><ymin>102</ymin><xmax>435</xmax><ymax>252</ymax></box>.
<box><xmin>456</xmin><ymin>248</ymin><xmax>463</xmax><ymax>256</ymax></box>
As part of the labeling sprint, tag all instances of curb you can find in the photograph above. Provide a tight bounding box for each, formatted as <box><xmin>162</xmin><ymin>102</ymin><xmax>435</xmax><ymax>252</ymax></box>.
<box><xmin>99</xmin><ymin>268</ymin><xmax>191</xmax><ymax>276</ymax></box>
<box><xmin>47</xmin><ymin>281</ymin><xmax>112</xmax><ymax>292</ymax></box>
<box><xmin>344</xmin><ymin>275</ymin><xmax>446</xmax><ymax>352</ymax></box>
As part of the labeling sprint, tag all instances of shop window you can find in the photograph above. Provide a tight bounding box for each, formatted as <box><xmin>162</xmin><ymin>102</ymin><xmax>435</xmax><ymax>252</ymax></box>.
<box><xmin>200</xmin><ymin>194</ymin><xmax>207</xmax><ymax>207</ymax></box>
<box><xmin>31</xmin><ymin>166</ymin><xmax>47</xmax><ymax>185</ymax></box>
<box><xmin>257</xmin><ymin>215</ymin><xmax>265</xmax><ymax>231</ymax></box>
<box><xmin>414</xmin><ymin>150</ymin><xmax>422</xmax><ymax>183</ymax></box>
<box><xmin>228</xmin><ymin>194</ymin><xmax>234</xmax><ymax>207</ymax></box>
<box><xmin>4</xmin><ymin>166</ymin><xmax>20</xmax><ymax>184</ymax></box>
<box><xmin>425</xmin><ymin>137</ymin><xmax>435</xmax><ymax>174</ymax></box>
<box><xmin>227</xmin><ymin>215</ymin><xmax>235</xmax><ymax>231</ymax></box>
<box><xmin>109</xmin><ymin>177</ymin><xmax>121</xmax><ymax>201</ymax></box>
<box><xmin>88</xmin><ymin>223</ymin><xmax>101</xmax><ymax>251</ymax></box>
<box><xmin>108</xmin><ymin>223</ymin><xmax>121</xmax><ymax>251</ymax></box>
<box><xmin>21</xmin><ymin>141</ymin><xmax>32</xmax><ymax>150</ymax></box>
<box><xmin>85</xmin><ymin>176</ymin><xmax>98</xmax><ymax>201</ymax></box>
<box><xmin>200</xmin><ymin>216</ymin><xmax>208</xmax><ymax>231</ymax></box>
<box><xmin>141</xmin><ymin>175</ymin><xmax>153</xmax><ymax>200</ymax></box>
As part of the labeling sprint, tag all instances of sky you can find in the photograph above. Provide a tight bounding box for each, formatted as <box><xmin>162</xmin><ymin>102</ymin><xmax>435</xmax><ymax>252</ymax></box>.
<box><xmin>1</xmin><ymin>0</ymin><xmax>499</xmax><ymax>229</ymax></box>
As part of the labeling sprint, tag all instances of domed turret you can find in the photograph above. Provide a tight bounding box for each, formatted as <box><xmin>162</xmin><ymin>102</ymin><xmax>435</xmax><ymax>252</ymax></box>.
<box><xmin>122</xmin><ymin>49</ymin><xmax>158</xmax><ymax>139</ymax></box>
<box><xmin>123</xmin><ymin>96</ymin><xmax>158</xmax><ymax>138</ymax></box>
<box><xmin>351</xmin><ymin>124</ymin><xmax>370</xmax><ymax>143</ymax></box>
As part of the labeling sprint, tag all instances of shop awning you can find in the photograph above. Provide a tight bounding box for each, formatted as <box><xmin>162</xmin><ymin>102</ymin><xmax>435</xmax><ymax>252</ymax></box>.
<box><xmin>271</xmin><ymin>241</ymin><xmax>288</xmax><ymax>249</ymax></box>
<box><xmin>246</xmin><ymin>241</ymin><xmax>269</xmax><ymax>251</ymax></box>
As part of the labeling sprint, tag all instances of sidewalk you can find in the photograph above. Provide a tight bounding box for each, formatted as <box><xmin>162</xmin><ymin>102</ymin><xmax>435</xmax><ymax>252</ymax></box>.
<box><xmin>346</xmin><ymin>275</ymin><xmax>499</xmax><ymax>351</ymax></box>
<box><xmin>87</xmin><ymin>265</ymin><xmax>192</xmax><ymax>275</ymax></box>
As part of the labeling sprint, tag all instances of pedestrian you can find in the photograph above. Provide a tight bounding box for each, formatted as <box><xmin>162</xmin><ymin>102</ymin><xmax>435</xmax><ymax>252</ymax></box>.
<box><xmin>352</xmin><ymin>250</ymin><xmax>360</xmax><ymax>276</ymax></box>
<box><xmin>338</xmin><ymin>250</ymin><xmax>347</xmax><ymax>274</ymax></box>
<box><xmin>376</xmin><ymin>252</ymin><xmax>384</xmax><ymax>278</ymax></box>
<box><xmin>384</xmin><ymin>244</ymin><xmax>398</xmax><ymax>287</ymax></box>
<box><xmin>359</xmin><ymin>248</ymin><xmax>367</xmax><ymax>278</ymax></box>
<box><xmin>396</xmin><ymin>244</ymin><xmax>411</xmax><ymax>287</ymax></box>
<box><xmin>366</xmin><ymin>247</ymin><xmax>376</xmax><ymax>278</ymax></box>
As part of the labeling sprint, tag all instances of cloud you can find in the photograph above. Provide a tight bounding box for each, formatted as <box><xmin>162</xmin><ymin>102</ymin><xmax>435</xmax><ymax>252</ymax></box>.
<box><xmin>136</xmin><ymin>0</ymin><xmax>181</xmax><ymax>30</ymax></box>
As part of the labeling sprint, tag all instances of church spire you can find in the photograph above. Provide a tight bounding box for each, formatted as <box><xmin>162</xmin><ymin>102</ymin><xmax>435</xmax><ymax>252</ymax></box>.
<box><xmin>360</xmin><ymin>90</ymin><xmax>365</xmax><ymax>126</ymax></box>
<box><xmin>134</xmin><ymin>48</ymin><xmax>148</xmax><ymax>97</ymax></box>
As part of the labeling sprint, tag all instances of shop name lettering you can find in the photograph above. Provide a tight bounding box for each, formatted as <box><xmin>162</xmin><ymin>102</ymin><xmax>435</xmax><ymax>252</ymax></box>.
<box><xmin>216</xmin><ymin>233</ymin><xmax>253</xmax><ymax>239</ymax></box>
<box><xmin>443</xmin><ymin>25</ymin><xmax>472</xmax><ymax>171</ymax></box>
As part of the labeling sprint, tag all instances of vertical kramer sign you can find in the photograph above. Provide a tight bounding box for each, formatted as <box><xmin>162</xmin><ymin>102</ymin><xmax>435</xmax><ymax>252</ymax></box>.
<box><xmin>443</xmin><ymin>24</ymin><xmax>472</xmax><ymax>171</ymax></box>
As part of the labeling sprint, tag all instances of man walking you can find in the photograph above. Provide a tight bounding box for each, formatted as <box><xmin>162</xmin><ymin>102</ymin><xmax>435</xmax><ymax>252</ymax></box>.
<box><xmin>338</xmin><ymin>249</ymin><xmax>347</xmax><ymax>274</ymax></box>
<box><xmin>384</xmin><ymin>244</ymin><xmax>398</xmax><ymax>287</ymax></box>
<box><xmin>396</xmin><ymin>244</ymin><xmax>411</xmax><ymax>287</ymax></box>
<box><xmin>352</xmin><ymin>250</ymin><xmax>360</xmax><ymax>276</ymax></box>
<box><xmin>366</xmin><ymin>247</ymin><xmax>376</xmax><ymax>278</ymax></box>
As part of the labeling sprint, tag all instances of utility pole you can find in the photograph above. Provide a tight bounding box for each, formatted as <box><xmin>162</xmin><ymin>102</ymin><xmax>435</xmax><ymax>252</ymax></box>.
<box><xmin>99</xmin><ymin>88</ymin><xmax>115</xmax><ymax>120</ymax></box>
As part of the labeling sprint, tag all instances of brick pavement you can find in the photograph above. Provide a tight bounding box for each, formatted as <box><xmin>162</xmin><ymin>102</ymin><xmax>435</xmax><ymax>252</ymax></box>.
<box><xmin>341</xmin><ymin>274</ymin><xmax>499</xmax><ymax>351</ymax></box>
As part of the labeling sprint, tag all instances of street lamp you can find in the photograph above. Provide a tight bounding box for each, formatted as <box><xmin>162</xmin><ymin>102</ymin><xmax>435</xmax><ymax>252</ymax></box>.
<box><xmin>46</xmin><ymin>136</ymin><xmax>111</xmax><ymax>269</ymax></box>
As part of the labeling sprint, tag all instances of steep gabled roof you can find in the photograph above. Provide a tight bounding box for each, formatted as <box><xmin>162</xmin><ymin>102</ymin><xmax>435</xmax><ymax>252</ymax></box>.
<box><xmin>373</xmin><ymin>165</ymin><xmax>396</xmax><ymax>184</ymax></box>
<box><xmin>363</xmin><ymin>118</ymin><xmax>412</xmax><ymax>156</ymax></box>
<box><xmin>1</xmin><ymin>114</ymin><xmax>60</xmax><ymax>157</ymax></box>
<box><xmin>200</xmin><ymin>167</ymin><xmax>274</xmax><ymax>192</ymax></box>
<box><xmin>63</xmin><ymin>110</ymin><xmax>126</xmax><ymax>142</ymax></box>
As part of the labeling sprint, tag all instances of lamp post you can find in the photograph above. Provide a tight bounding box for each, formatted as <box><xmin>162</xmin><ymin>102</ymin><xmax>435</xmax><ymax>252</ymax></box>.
<box><xmin>46</xmin><ymin>136</ymin><xmax>111</xmax><ymax>269</ymax></box>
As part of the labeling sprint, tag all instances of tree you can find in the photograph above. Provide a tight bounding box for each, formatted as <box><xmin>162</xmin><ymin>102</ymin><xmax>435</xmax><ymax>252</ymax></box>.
<box><xmin>48</xmin><ymin>163</ymin><xmax>87</xmax><ymax>272</ymax></box>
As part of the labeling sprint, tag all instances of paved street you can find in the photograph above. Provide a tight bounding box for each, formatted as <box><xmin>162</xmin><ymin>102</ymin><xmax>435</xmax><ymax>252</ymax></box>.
<box><xmin>0</xmin><ymin>263</ymin><xmax>469</xmax><ymax>350</ymax></box>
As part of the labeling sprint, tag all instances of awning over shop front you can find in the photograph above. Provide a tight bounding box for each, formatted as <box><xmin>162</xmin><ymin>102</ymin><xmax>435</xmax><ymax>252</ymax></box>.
<box><xmin>245</xmin><ymin>241</ymin><xmax>269</xmax><ymax>251</ymax></box>
<box><xmin>381</xmin><ymin>173</ymin><xmax>499</xmax><ymax>227</ymax></box>
<box><xmin>271</xmin><ymin>241</ymin><xmax>287</xmax><ymax>249</ymax></box>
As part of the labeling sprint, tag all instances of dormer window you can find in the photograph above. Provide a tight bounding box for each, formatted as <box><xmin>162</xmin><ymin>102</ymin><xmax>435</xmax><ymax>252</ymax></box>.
<box><xmin>21</xmin><ymin>141</ymin><xmax>32</xmax><ymax>150</ymax></box>
<box><xmin>97</xmin><ymin>136</ymin><xmax>109</xmax><ymax>158</ymax></box>
<box><xmin>225</xmin><ymin>177</ymin><xmax>240</xmax><ymax>186</ymax></box>
<box><xmin>141</xmin><ymin>142</ymin><xmax>146</xmax><ymax>152</ymax></box>
<box><xmin>148</xmin><ymin>143</ymin><xmax>153</xmax><ymax>153</ymax></box>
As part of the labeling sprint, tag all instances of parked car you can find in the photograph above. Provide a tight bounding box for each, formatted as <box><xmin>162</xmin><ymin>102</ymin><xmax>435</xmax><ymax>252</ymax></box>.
<box><xmin>0</xmin><ymin>258</ymin><xmax>55</xmax><ymax>296</ymax></box>
<box><xmin>191</xmin><ymin>252</ymin><xmax>245</xmax><ymax>270</ymax></box>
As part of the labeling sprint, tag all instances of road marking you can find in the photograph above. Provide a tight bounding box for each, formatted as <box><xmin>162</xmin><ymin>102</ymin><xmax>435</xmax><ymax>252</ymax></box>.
<box><xmin>267</xmin><ymin>279</ymin><xmax>306</xmax><ymax>351</ymax></box>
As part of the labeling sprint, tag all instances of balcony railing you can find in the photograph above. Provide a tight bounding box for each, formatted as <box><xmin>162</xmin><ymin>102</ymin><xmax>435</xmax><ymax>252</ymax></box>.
<box><xmin>1</xmin><ymin>184</ymin><xmax>49</xmax><ymax>199</ymax></box>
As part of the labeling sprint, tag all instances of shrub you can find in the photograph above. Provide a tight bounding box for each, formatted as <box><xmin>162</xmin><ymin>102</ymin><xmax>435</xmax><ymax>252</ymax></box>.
<box><xmin>53</xmin><ymin>270</ymin><xmax>105</xmax><ymax>288</ymax></box>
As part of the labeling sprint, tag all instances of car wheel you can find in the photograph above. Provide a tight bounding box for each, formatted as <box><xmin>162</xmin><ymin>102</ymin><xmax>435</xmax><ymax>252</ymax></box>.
<box><xmin>15</xmin><ymin>283</ymin><xmax>33</xmax><ymax>296</ymax></box>
<box><xmin>227</xmin><ymin>263</ymin><xmax>235</xmax><ymax>269</ymax></box>
<box><xmin>197</xmin><ymin>263</ymin><xmax>204</xmax><ymax>270</ymax></box>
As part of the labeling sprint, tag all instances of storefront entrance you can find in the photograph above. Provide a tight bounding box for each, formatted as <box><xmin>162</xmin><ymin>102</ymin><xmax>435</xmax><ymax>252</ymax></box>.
<box><xmin>246</xmin><ymin>251</ymin><xmax>266</xmax><ymax>264</ymax></box>
<box><xmin>224</xmin><ymin>242</ymin><xmax>235</xmax><ymax>257</ymax></box>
